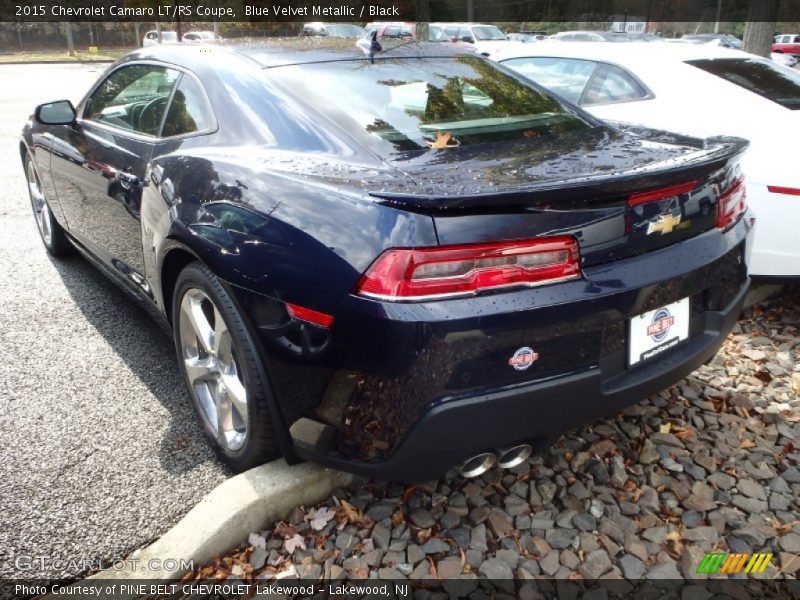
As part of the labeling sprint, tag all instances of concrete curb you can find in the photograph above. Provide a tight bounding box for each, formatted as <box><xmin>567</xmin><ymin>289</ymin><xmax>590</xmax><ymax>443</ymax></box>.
<box><xmin>87</xmin><ymin>460</ymin><xmax>354</xmax><ymax>582</ymax></box>
<box><xmin>744</xmin><ymin>283</ymin><xmax>784</xmax><ymax>309</ymax></box>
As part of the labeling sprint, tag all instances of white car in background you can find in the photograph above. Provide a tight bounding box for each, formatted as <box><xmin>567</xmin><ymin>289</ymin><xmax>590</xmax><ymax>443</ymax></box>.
<box><xmin>182</xmin><ymin>31</ymin><xmax>221</xmax><ymax>43</ymax></box>
<box><xmin>142</xmin><ymin>30</ymin><xmax>178</xmax><ymax>46</ymax></box>
<box><xmin>494</xmin><ymin>42</ymin><xmax>800</xmax><ymax>278</ymax></box>
<box><xmin>430</xmin><ymin>22</ymin><xmax>527</xmax><ymax>57</ymax></box>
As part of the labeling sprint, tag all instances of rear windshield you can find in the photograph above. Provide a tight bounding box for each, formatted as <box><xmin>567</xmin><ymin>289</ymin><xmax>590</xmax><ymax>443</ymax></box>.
<box><xmin>687</xmin><ymin>57</ymin><xmax>800</xmax><ymax>110</ymax></box>
<box><xmin>268</xmin><ymin>56</ymin><xmax>591</xmax><ymax>154</ymax></box>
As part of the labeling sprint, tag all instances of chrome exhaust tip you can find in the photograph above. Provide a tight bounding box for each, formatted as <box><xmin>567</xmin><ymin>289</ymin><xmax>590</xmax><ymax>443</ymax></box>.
<box><xmin>456</xmin><ymin>452</ymin><xmax>497</xmax><ymax>478</ymax></box>
<box><xmin>496</xmin><ymin>444</ymin><xmax>533</xmax><ymax>469</ymax></box>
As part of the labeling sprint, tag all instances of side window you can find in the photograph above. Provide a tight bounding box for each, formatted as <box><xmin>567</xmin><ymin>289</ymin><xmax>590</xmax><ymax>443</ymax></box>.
<box><xmin>384</xmin><ymin>26</ymin><xmax>400</xmax><ymax>38</ymax></box>
<box><xmin>161</xmin><ymin>75</ymin><xmax>214</xmax><ymax>137</ymax></box>
<box><xmin>582</xmin><ymin>63</ymin><xmax>650</xmax><ymax>105</ymax></box>
<box><xmin>459</xmin><ymin>27</ymin><xmax>474</xmax><ymax>42</ymax></box>
<box><xmin>84</xmin><ymin>64</ymin><xmax>180</xmax><ymax>136</ymax></box>
<box><xmin>502</xmin><ymin>57</ymin><xmax>597</xmax><ymax>104</ymax></box>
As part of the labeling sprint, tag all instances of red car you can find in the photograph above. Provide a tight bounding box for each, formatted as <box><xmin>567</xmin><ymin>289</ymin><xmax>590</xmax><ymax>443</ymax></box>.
<box><xmin>363</xmin><ymin>22</ymin><xmax>453</xmax><ymax>43</ymax></box>
<box><xmin>772</xmin><ymin>34</ymin><xmax>800</xmax><ymax>57</ymax></box>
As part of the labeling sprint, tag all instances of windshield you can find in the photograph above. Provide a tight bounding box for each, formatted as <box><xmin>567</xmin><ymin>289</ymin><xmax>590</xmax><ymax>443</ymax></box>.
<box><xmin>269</xmin><ymin>56</ymin><xmax>590</xmax><ymax>155</ymax></box>
<box><xmin>687</xmin><ymin>57</ymin><xmax>800</xmax><ymax>110</ymax></box>
<box><xmin>324</xmin><ymin>25</ymin><xmax>364</xmax><ymax>38</ymax></box>
<box><xmin>472</xmin><ymin>25</ymin><xmax>507</xmax><ymax>41</ymax></box>
<box><xmin>429</xmin><ymin>26</ymin><xmax>449</xmax><ymax>42</ymax></box>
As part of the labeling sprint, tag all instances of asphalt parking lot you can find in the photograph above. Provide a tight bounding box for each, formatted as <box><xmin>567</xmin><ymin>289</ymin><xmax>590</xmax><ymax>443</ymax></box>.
<box><xmin>0</xmin><ymin>64</ymin><xmax>228</xmax><ymax>581</ymax></box>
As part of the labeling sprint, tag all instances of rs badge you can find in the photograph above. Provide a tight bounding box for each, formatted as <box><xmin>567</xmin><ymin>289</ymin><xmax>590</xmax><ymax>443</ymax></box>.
<box><xmin>509</xmin><ymin>347</ymin><xmax>539</xmax><ymax>371</ymax></box>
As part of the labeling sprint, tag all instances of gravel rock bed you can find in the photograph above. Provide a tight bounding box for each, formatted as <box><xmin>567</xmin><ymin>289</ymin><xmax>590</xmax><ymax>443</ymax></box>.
<box><xmin>188</xmin><ymin>286</ymin><xmax>800</xmax><ymax>594</ymax></box>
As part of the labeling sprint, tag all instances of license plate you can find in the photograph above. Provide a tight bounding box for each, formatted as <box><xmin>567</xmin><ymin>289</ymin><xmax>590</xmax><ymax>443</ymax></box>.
<box><xmin>628</xmin><ymin>298</ymin><xmax>690</xmax><ymax>366</ymax></box>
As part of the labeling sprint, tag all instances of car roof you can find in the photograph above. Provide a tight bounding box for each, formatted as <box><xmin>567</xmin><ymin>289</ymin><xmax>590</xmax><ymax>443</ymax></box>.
<box><xmin>493</xmin><ymin>40</ymin><xmax>756</xmax><ymax>66</ymax></box>
<box><xmin>122</xmin><ymin>38</ymin><xmax>474</xmax><ymax>70</ymax></box>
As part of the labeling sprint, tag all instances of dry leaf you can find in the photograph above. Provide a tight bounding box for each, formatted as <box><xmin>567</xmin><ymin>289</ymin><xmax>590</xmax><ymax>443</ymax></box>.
<box><xmin>391</xmin><ymin>510</ymin><xmax>404</xmax><ymax>526</ymax></box>
<box><xmin>284</xmin><ymin>534</ymin><xmax>306</xmax><ymax>554</ymax></box>
<box><xmin>275</xmin><ymin>522</ymin><xmax>298</xmax><ymax>539</ymax></box>
<box><xmin>426</xmin><ymin>131</ymin><xmax>459</xmax><ymax>149</ymax></box>
<box><xmin>659</xmin><ymin>423</ymin><xmax>672</xmax><ymax>434</ymax></box>
<box><xmin>740</xmin><ymin>439</ymin><xmax>756</xmax><ymax>449</ymax></box>
<box><xmin>417</xmin><ymin>528</ymin><xmax>433</xmax><ymax>544</ymax></box>
<box><xmin>340</xmin><ymin>500</ymin><xmax>364</xmax><ymax>524</ymax></box>
<box><xmin>310</xmin><ymin>507</ymin><xmax>336</xmax><ymax>531</ymax></box>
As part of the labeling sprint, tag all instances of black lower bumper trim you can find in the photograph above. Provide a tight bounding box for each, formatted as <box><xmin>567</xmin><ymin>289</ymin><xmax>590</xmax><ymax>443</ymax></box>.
<box><xmin>296</xmin><ymin>280</ymin><xmax>748</xmax><ymax>482</ymax></box>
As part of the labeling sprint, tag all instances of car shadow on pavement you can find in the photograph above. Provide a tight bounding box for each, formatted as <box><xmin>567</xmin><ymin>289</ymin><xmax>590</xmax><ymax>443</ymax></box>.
<box><xmin>49</xmin><ymin>253</ymin><xmax>230</xmax><ymax>477</ymax></box>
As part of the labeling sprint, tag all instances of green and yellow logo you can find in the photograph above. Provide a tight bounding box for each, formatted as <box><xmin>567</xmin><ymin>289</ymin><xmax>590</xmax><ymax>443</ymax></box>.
<box><xmin>696</xmin><ymin>552</ymin><xmax>773</xmax><ymax>575</ymax></box>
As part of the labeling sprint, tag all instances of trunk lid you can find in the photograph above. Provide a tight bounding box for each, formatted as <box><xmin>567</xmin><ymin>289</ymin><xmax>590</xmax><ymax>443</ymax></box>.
<box><xmin>368</xmin><ymin>128</ymin><xmax>748</xmax><ymax>266</ymax></box>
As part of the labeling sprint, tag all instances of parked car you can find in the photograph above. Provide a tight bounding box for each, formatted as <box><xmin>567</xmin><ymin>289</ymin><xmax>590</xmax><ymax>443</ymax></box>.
<box><xmin>772</xmin><ymin>33</ymin><xmax>800</xmax><ymax>58</ymax></box>
<box><xmin>21</xmin><ymin>40</ymin><xmax>752</xmax><ymax>481</ymax></box>
<box><xmin>771</xmin><ymin>52</ymin><xmax>798</xmax><ymax>68</ymax></box>
<box><xmin>142</xmin><ymin>30</ymin><xmax>178</xmax><ymax>46</ymax></box>
<box><xmin>183</xmin><ymin>31</ymin><xmax>222</xmax><ymax>43</ymax></box>
<box><xmin>682</xmin><ymin>33</ymin><xmax>743</xmax><ymax>49</ymax></box>
<box><xmin>300</xmin><ymin>23</ymin><xmax>364</xmax><ymax>39</ymax></box>
<box><xmin>429</xmin><ymin>22</ymin><xmax>527</xmax><ymax>57</ymax></box>
<box><xmin>548</xmin><ymin>31</ymin><xmax>664</xmax><ymax>42</ymax></box>
<box><xmin>363</xmin><ymin>22</ymin><xmax>451</xmax><ymax>43</ymax></box>
<box><xmin>494</xmin><ymin>41</ymin><xmax>799</xmax><ymax>278</ymax></box>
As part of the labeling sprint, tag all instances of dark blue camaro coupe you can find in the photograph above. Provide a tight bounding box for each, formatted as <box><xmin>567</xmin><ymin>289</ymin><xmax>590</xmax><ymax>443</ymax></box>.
<box><xmin>21</xmin><ymin>39</ymin><xmax>752</xmax><ymax>481</ymax></box>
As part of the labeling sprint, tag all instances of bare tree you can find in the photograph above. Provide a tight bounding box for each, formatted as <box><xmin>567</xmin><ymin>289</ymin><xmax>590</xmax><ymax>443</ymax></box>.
<box><xmin>743</xmin><ymin>0</ymin><xmax>779</xmax><ymax>57</ymax></box>
<box><xmin>64</xmin><ymin>22</ymin><xmax>75</xmax><ymax>56</ymax></box>
<box><xmin>415</xmin><ymin>0</ymin><xmax>430</xmax><ymax>42</ymax></box>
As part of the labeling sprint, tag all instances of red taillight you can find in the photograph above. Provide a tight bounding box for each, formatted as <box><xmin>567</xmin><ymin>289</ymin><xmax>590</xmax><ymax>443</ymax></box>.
<box><xmin>627</xmin><ymin>180</ymin><xmax>698</xmax><ymax>207</ymax></box>
<box><xmin>716</xmin><ymin>177</ymin><xmax>746</xmax><ymax>231</ymax></box>
<box><xmin>767</xmin><ymin>185</ymin><xmax>800</xmax><ymax>196</ymax></box>
<box><xmin>355</xmin><ymin>237</ymin><xmax>580</xmax><ymax>301</ymax></box>
<box><xmin>286</xmin><ymin>303</ymin><xmax>334</xmax><ymax>328</ymax></box>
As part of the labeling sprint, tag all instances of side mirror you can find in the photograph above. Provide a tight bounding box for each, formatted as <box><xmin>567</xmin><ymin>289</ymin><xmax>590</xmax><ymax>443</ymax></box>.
<box><xmin>35</xmin><ymin>100</ymin><xmax>76</xmax><ymax>125</ymax></box>
<box><xmin>461</xmin><ymin>36</ymin><xmax>474</xmax><ymax>43</ymax></box>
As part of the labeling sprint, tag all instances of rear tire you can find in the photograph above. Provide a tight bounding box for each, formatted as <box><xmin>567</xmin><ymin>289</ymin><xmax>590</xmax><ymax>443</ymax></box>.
<box><xmin>25</xmin><ymin>156</ymin><xmax>72</xmax><ymax>257</ymax></box>
<box><xmin>172</xmin><ymin>262</ymin><xmax>280</xmax><ymax>472</ymax></box>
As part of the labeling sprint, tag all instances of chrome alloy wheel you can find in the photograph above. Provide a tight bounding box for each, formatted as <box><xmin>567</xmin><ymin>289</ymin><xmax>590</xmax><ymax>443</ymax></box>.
<box><xmin>27</xmin><ymin>160</ymin><xmax>52</xmax><ymax>246</ymax></box>
<box><xmin>178</xmin><ymin>287</ymin><xmax>248</xmax><ymax>451</ymax></box>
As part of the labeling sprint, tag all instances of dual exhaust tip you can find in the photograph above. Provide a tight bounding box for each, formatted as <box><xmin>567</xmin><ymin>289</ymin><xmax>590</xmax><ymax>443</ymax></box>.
<box><xmin>457</xmin><ymin>443</ymin><xmax>533</xmax><ymax>478</ymax></box>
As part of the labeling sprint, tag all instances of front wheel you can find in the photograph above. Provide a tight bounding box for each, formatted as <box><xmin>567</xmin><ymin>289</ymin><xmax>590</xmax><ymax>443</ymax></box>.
<box><xmin>173</xmin><ymin>262</ymin><xmax>280</xmax><ymax>471</ymax></box>
<box><xmin>25</xmin><ymin>156</ymin><xmax>72</xmax><ymax>256</ymax></box>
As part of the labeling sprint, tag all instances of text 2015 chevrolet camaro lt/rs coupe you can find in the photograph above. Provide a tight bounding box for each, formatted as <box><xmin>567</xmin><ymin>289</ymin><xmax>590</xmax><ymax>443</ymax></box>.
<box><xmin>21</xmin><ymin>40</ymin><xmax>752</xmax><ymax>481</ymax></box>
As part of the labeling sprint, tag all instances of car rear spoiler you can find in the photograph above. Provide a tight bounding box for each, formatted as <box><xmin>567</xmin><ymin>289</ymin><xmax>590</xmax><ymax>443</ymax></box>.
<box><xmin>369</xmin><ymin>134</ymin><xmax>748</xmax><ymax>214</ymax></box>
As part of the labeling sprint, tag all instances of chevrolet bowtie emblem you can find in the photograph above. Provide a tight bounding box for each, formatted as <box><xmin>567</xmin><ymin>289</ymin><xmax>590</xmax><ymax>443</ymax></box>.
<box><xmin>647</xmin><ymin>213</ymin><xmax>682</xmax><ymax>235</ymax></box>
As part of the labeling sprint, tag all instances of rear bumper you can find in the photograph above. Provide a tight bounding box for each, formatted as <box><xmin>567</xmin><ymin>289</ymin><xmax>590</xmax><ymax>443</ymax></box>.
<box><xmin>296</xmin><ymin>279</ymin><xmax>748</xmax><ymax>481</ymax></box>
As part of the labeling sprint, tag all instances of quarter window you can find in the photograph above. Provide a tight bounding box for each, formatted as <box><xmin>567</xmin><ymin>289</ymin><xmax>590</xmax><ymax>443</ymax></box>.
<box><xmin>161</xmin><ymin>75</ymin><xmax>214</xmax><ymax>137</ymax></box>
<box><xmin>502</xmin><ymin>57</ymin><xmax>597</xmax><ymax>104</ymax></box>
<box><xmin>84</xmin><ymin>65</ymin><xmax>180</xmax><ymax>136</ymax></box>
<box><xmin>581</xmin><ymin>63</ymin><xmax>650</xmax><ymax>105</ymax></box>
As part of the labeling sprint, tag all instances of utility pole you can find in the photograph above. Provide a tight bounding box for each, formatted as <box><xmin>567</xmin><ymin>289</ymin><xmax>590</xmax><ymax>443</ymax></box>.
<box><xmin>467</xmin><ymin>0</ymin><xmax>474</xmax><ymax>21</ymax></box>
<box><xmin>156</xmin><ymin>21</ymin><xmax>162</xmax><ymax>43</ymax></box>
<box><xmin>743</xmin><ymin>0</ymin><xmax>778</xmax><ymax>57</ymax></box>
<box><xmin>714</xmin><ymin>0</ymin><xmax>722</xmax><ymax>33</ymax></box>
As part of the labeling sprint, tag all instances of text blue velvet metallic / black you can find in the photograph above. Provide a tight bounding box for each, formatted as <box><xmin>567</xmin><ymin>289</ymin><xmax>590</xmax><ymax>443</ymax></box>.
<box><xmin>20</xmin><ymin>40</ymin><xmax>753</xmax><ymax>481</ymax></box>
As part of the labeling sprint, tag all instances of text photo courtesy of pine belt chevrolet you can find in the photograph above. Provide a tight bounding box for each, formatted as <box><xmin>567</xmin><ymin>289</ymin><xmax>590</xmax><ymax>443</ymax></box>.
<box><xmin>21</xmin><ymin>39</ymin><xmax>753</xmax><ymax>482</ymax></box>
